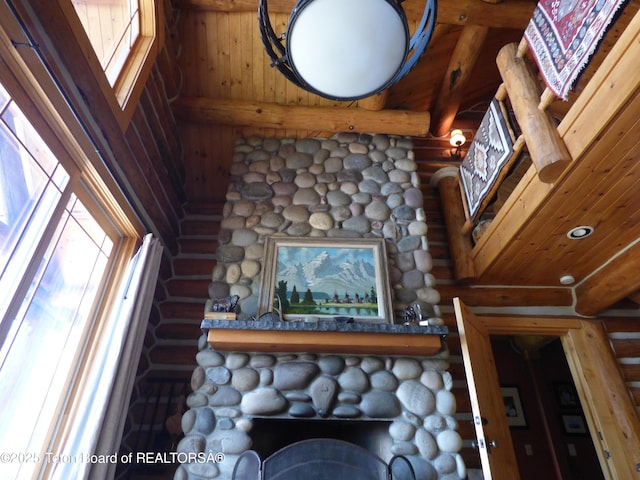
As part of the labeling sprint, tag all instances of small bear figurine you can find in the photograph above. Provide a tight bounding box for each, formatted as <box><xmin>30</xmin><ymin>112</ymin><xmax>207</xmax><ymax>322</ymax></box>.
<box><xmin>211</xmin><ymin>294</ymin><xmax>240</xmax><ymax>313</ymax></box>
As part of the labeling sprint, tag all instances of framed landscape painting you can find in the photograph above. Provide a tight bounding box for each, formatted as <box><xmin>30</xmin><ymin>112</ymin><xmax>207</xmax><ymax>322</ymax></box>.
<box><xmin>258</xmin><ymin>236</ymin><xmax>393</xmax><ymax>323</ymax></box>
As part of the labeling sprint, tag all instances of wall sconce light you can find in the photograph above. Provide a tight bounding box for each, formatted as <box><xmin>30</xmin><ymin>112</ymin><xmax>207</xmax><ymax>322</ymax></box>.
<box><xmin>449</xmin><ymin>129</ymin><xmax>466</xmax><ymax>158</ymax></box>
<box><xmin>258</xmin><ymin>0</ymin><xmax>437</xmax><ymax>101</ymax></box>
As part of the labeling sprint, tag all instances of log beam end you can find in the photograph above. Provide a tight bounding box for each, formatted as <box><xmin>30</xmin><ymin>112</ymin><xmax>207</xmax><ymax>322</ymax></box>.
<box><xmin>537</xmin><ymin>157</ymin><xmax>571</xmax><ymax>184</ymax></box>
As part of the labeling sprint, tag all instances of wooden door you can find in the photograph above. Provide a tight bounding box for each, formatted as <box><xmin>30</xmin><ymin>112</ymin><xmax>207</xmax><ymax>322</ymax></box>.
<box><xmin>453</xmin><ymin>298</ymin><xmax>520</xmax><ymax>479</ymax></box>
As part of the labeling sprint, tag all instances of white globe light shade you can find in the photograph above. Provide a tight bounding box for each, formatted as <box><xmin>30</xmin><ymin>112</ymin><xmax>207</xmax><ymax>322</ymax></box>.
<box><xmin>287</xmin><ymin>0</ymin><xmax>408</xmax><ymax>99</ymax></box>
<box><xmin>449</xmin><ymin>129</ymin><xmax>466</xmax><ymax>147</ymax></box>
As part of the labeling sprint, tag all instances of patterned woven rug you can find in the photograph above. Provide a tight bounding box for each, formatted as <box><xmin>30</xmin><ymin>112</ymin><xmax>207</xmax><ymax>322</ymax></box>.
<box><xmin>459</xmin><ymin>98</ymin><xmax>515</xmax><ymax>223</ymax></box>
<box><xmin>524</xmin><ymin>0</ymin><xmax>629</xmax><ymax>100</ymax></box>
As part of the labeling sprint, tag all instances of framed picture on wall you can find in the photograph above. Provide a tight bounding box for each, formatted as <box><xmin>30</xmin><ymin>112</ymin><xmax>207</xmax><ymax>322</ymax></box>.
<box><xmin>257</xmin><ymin>236</ymin><xmax>393</xmax><ymax>323</ymax></box>
<box><xmin>554</xmin><ymin>382</ymin><xmax>580</xmax><ymax>409</ymax></box>
<box><xmin>501</xmin><ymin>386</ymin><xmax>527</xmax><ymax>428</ymax></box>
<box><xmin>561</xmin><ymin>414</ymin><xmax>587</xmax><ymax>435</ymax></box>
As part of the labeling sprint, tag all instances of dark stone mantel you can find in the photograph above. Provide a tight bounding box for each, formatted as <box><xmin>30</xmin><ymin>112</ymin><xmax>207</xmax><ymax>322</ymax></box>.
<box><xmin>201</xmin><ymin>319</ymin><xmax>448</xmax><ymax>335</ymax></box>
<box><xmin>201</xmin><ymin>320</ymin><xmax>448</xmax><ymax>356</ymax></box>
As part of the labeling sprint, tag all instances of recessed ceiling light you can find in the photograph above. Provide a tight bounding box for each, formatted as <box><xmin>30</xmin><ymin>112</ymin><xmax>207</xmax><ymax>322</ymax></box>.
<box><xmin>567</xmin><ymin>226</ymin><xmax>594</xmax><ymax>239</ymax></box>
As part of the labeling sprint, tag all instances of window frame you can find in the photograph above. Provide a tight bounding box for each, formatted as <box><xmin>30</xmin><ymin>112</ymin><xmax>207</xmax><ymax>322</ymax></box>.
<box><xmin>0</xmin><ymin>3</ymin><xmax>149</xmax><ymax>476</ymax></box>
<box><xmin>111</xmin><ymin>0</ymin><xmax>162</xmax><ymax>122</ymax></box>
<box><xmin>61</xmin><ymin>0</ymin><xmax>163</xmax><ymax>131</ymax></box>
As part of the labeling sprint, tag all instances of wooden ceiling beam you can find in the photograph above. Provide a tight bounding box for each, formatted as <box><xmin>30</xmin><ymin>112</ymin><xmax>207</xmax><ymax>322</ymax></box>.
<box><xmin>628</xmin><ymin>290</ymin><xmax>640</xmax><ymax>305</ymax></box>
<box><xmin>430</xmin><ymin>24</ymin><xmax>490</xmax><ymax>137</ymax></box>
<box><xmin>358</xmin><ymin>90</ymin><xmax>389</xmax><ymax>111</ymax></box>
<box><xmin>427</xmin><ymin>0</ymin><xmax>535</xmax><ymax>30</ymax></box>
<box><xmin>438</xmin><ymin>284</ymin><xmax>574</xmax><ymax>307</ymax></box>
<box><xmin>574</xmin><ymin>243</ymin><xmax>640</xmax><ymax>316</ymax></box>
<box><xmin>173</xmin><ymin>97</ymin><xmax>431</xmax><ymax>136</ymax></box>
<box><xmin>175</xmin><ymin>0</ymin><xmax>536</xmax><ymax>29</ymax></box>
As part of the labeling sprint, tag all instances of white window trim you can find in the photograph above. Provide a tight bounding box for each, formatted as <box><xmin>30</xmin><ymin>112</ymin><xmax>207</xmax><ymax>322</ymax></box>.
<box><xmin>49</xmin><ymin>234</ymin><xmax>163</xmax><ymax>480</ymax></box>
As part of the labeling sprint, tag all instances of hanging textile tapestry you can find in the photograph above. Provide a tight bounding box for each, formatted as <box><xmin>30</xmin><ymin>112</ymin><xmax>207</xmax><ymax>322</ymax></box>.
<box><xmin>524</xmin><ymin>0</ymin><xmax>629</xmax><ymax>100</ymax></box>
<box><xmin>459</xmin><ymin>98</ymin><xmax>514</xmax><ymax>223</ymax></box>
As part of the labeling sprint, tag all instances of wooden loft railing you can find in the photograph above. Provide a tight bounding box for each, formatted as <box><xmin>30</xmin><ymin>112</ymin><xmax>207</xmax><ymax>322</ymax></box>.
<box><xmin>497</xmin><ymin>39</ymin><xmax>572</xmax><ymax>184</ymax></box>
<box><xmin>457</xmin><ymin>37</ymin><xmax>573</xmax><ymax>238</ymax></box>
<box><xmin>431</xmin><ymin>33</ymin><xmax>572</xmax><ymax>282</ymax></box>
<box><xmin>431</xmin><ymin>7</ymin><xmax>639</xmax><ymax>284</ymax></box>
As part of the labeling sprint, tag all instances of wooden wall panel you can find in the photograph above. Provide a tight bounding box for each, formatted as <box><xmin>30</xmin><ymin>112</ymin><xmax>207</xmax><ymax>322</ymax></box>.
<box><xmin>148</xmin><ymin>66</ymin><xmax>184</xmax><ymax>175</ymax></box>
<box><xmin>158</xmin><ymin>0</ymin><xmax>182</xmax><ymax>98</ymax></box>
<box><xmin>133</xmin><ymin>92</ymin><xmax>183</xmax><ymax>205</ymax></box>
<box><xmin>179</xmin><ymin>124</ymin><xmax>238</xmax><ymax>204</ymax></box>
<box><xmin>216</xmin><ymin>12</ymin><xmax>232</xmax><ymax>98</ymax></box>
<box><xmin>124</xmin><ymin>113</ymin><xmax>179</xmax><ymax>246</ymax></box>
<box><xmin>178</xmin><ymin>10</ymin><xmax>199</xmax><ymax>94</ymax></box>
<box><xmin>180</xmin><ymin>10</ymin><xmax>343</xmax><ymax>108</ymax></box>
<box><xmin>609</xmin><ymin>337</ymin><xmax>640</xmax><ymax>359</ymax></box>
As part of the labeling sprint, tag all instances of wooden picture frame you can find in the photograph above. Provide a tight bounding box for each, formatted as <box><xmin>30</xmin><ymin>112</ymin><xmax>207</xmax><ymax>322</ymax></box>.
<box><xmin>561</xmin><ymin>414</ymin><xmax>587</xmax><ymax>435</ymax></box>
<box><xmin>257</xmin><ymin>236</ymin><xmax>393</xmax><ymax>323</ymax></box>
<box><xmin>501</xmin><ymin>386</ymin><xmax>527</xmax><ymax>428</ymax></box>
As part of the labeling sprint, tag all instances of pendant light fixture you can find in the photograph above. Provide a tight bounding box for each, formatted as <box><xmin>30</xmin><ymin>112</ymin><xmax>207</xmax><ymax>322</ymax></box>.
<box><xmin>258</xmin><ymin>0</ymin><xmax>437</xmax><ymax>101</ymax></box>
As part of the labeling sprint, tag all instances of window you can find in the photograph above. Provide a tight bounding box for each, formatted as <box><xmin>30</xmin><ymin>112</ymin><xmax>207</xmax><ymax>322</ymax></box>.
<box><xmin>71</xmin><ymin>0</ymin><xmax>141</xmax><ymax>87</ymax></box>
<box><xmin>69</xmin><ymin>0</ymin><xmax>160</xmax><ymax>121</ymax></box>
<box><xmin>0</xmin><ymin>68</ymin><xmax>155</xmax><ymax>479</ymax></box>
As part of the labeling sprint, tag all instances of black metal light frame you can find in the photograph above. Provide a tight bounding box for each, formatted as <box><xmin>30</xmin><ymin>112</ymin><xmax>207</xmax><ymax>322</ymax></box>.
<box><xmin>258</xmin><ymin>0</ymin><xmax>438</xmax><ymax>101</ymax></box>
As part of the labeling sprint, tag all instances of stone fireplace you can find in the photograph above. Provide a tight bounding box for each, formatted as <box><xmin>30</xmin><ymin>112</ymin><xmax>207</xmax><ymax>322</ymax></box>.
<box><xmin>176</xmin><ymin>134</ymin><xmax>465</xmax><ymax>479</ymax></box>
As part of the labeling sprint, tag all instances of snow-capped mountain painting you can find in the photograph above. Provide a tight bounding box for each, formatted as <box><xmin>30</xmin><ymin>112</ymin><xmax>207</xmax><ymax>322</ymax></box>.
<box><xmin>260</xmin><ymin>237</ymin><xmax>392</xmax><ymax>322</ymax></box>
<box><xmin>276</xmin><ymin>246</ymin><xmax>376</xmax><ymax>298</ymax></box>
<box><xmin>272</xmin><ymin>244</ymin><xmax>383</xmax><ymax>318</ymax></box>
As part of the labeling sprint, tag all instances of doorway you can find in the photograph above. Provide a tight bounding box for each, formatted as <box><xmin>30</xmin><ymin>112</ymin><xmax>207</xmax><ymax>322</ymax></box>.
<box><xmin>491</xmin><ymin>335</ymin><xmax>604</xmax><ymax>480</ymax></box>
<box><xmin>453</xmin><ymin>297</ymin><xmax>640</xmax><ymax>480</ymax></box>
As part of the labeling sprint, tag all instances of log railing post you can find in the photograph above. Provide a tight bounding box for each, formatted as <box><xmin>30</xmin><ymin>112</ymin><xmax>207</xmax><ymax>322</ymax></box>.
<box><xmin>497</xmin><ymin>42</ymin><xmax>571</xmax><ymax>183</ymax></box>
<box><xmin>431</xmin><ymin>168</ymin><xmax>476</xmax><ymax>283</ymax></box>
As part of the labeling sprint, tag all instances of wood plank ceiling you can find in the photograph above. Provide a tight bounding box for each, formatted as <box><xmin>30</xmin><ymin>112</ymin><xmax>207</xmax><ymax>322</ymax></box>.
<box><xmin>169</xmin><ymin>0</ymin><xmax>640</xmax><ymax>315</ymax></box>
<box><xmin>171</xmin><ymin>0</ymin><xmax>531</xmax><ymax>203</ymax></box>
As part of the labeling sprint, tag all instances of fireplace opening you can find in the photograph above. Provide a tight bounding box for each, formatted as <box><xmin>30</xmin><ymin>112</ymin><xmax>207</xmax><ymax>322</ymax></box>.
<box><xmin>249</xmin><ymin>418</ymin><xmax>393</xmax><ymax>461</ymax></box>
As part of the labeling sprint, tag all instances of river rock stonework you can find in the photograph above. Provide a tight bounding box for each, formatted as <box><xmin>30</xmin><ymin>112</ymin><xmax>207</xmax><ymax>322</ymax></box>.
<box><xmin>177</xmin><ymin>134</ymin><xmax>463</xmax><ymax>479</ymax></box>
<box><xmin>208</xmin><ymin>133</ymin><xmax>442</xmax><ymax>323</ymax></box>
<box><xmin>177</xmin><ymin>349</ymin><xmax>465</xmax><ymax>480</ymax></box>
